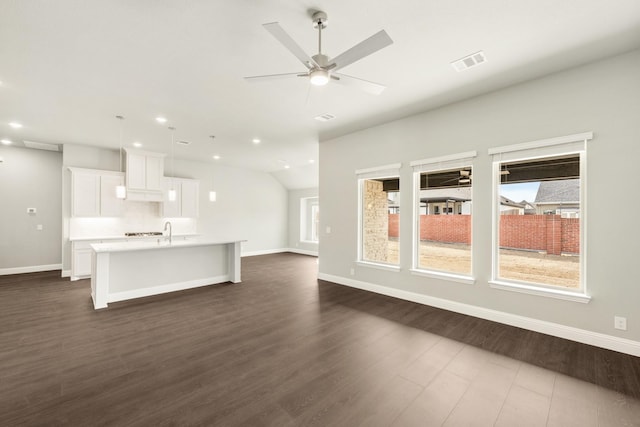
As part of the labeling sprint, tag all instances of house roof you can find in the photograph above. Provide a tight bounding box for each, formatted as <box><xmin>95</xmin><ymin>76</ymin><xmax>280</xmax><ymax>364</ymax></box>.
<box><xmin>534</xmin><ymin>179</ymin><xmax>580</xmax><ymax>204</ymax></box>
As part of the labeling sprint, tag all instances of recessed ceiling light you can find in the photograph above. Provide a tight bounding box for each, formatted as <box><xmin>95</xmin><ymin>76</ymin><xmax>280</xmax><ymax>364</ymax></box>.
<box><xmin>8</xmin><ymin>122</ymin><xmax>23</xmax><ymax>129</ymax></box>
<box><xmin>284</xmin><ymin>165</ymin><xmax>290</xmax><ymax>169</ymax></box>
<box><xmin>1</xmin><ymin>139</ymin><xmax>12</xmax><ymax>145</ymax></box>
<box><xmin>213</xmin><ymin>155</ymin><xmax>220</xmax><ymax>160</ymax></box>
<box><xmin>252</xmin><ymin>138</ymin><xmax>261</xmax><ymax>144</ymax></box>
<box><xmin>133</xmin><ymin>142</ymin><xmax>142</xmax><ymax>148</ymax></box>
<box><xmin>155</xmin><ymin>116</ymin><xmax>167</xmax><ymax>124</ymax></box>
<box><xmin>309</xmin><ymin>159</ymin><xmax>315</xmax><ymax>164</ymax></box>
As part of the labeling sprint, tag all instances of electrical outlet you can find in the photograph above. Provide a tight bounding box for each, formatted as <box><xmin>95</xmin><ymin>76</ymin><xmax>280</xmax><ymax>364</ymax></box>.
<box><xmin>36</xmin><ymin>224</ymin><xmax>43</xmax><ymax>231</ymax></box>
<box><xmin>350</xmin><ymin>268</ymin><xmax>355</xmax><ymax>276</ymax></box>
<box><xmin>325</xmin><ymin>226</ymin><xmax>331</xmax><ymax>234</ymax></box>
<box><xmin>614</xmin><ymin>316</ymin><xmax>627</xmax><ymax>331</ymax></box>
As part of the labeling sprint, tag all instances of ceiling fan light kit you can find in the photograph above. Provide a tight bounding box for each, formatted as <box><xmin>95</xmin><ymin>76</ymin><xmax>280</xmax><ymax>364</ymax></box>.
<box><xmin>245</xmin><ymin>11</ymin><xmax>393</xmax><ymax>94</ymax></box>
<box><xmin>309</xmin><ymin>69</ymin><xmax>329</xmax><ymax>86</ymax></box>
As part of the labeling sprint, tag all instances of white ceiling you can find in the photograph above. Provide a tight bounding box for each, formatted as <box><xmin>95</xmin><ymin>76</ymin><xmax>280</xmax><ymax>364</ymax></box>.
<box><xmin>1</xmin><ymin>1</ymin><xmax>639</xmax><ymax>189</ymax></box>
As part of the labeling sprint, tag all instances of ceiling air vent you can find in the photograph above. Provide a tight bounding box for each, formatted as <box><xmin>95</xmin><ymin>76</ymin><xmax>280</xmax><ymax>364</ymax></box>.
<box><xmin>23</xmin><ymin>140</ymin><xmax>61</xmax><ymax>151</ymax></box>
<box><xmin>451</xmin><ymin>51</ymin><xmax>487</xmax><ymax>72</ymax></box>
<box><xmin>315</xmin><ymin>113</ymin><xmax>336</xmax><ymax>122</ymax></box>
<box><xmin>176</xmin><ymin>140</ymin><xmax>191</xmax><ymax>146</ymax></box>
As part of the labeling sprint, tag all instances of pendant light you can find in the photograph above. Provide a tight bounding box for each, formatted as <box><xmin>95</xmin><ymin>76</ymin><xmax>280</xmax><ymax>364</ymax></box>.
<box><xmin>167</xmin><ymin>126</ymin><xmax>176</xmax><ymax>201</ymax></box>
<box><xmin>209</xmin><ymin>135</ymin><xmax>217</xmax><ymax>202</ymax></box>
<box><xmin>115</xmin><ymin>115</ymin><xmax>126</xmax><ymax>199</ymax></box>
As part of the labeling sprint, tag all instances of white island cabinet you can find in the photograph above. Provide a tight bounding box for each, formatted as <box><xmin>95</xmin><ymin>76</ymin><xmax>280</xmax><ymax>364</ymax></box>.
<box><xmin>90</xmin><ymin>239</ymin><xmax>243</xmax><ymax>309</ymax></box>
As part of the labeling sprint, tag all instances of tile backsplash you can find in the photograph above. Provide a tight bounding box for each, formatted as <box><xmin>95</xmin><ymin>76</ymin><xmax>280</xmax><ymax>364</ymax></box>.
<box><xmin>69</xmin><ymin>201</ymin><xmax>197</xmax><ymax>238</ymax></box>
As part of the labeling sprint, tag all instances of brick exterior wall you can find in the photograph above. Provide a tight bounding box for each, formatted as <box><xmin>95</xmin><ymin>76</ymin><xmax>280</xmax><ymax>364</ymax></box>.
<box><xmin>363</xmin><ymin>180</ymin><xmax>389</xmax><ymax>262</ymax></box>
<box><xmin>388</xmin><ymin>214</ymin><xmax>580</xmax><ymax>255</ymax></box>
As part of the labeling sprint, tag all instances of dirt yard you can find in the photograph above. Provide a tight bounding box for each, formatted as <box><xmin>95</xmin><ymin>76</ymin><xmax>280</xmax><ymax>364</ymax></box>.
<box><xmin>386</xmin><ymin>240</ymin><xmax>579</xmax><ymax>288</ymax></box>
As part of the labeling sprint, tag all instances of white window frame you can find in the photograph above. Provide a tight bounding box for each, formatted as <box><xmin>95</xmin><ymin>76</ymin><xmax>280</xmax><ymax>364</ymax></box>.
<box><xmin>488</xmin><ymin>132</ymin><xmax>592</xmax><ymax>303</ymax></box>
<box><xmin>300</xmin><ymin>196</ymin><xmax>319</xmax><ymax>244</ymax></box>
<box><xmin>410</xmin><ymin>151</ymin><xmax>477</xmax><ymax>284</ymax></box>
<box><xmin>356</xmin><ymin>163</ymin><xmax>402</xmax><ymax>271</ymax></box>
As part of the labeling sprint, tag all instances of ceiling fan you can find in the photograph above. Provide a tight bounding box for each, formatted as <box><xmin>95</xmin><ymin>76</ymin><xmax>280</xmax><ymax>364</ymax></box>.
<box><xmin>244</xmin><ymin>11</ymin><xmax>393</xmax><ymax>95</ymax></box>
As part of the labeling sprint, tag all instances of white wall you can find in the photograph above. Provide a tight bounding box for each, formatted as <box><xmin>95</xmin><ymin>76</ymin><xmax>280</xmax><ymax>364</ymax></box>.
<box><xmin>60</xmin><ymin>144</ymin><xmax>288</xmax><ymax>273</ymax></box>
<box><xmin>319</xmin><ymin>49</ymin><xmax>640</xmax><ymax>352</ymax></box>
<box><xmin>288</xmin><ymin>188</ymin><xmax>319</xmax><ymax>255</ymax></box>
<box><xmin>0</xmin><ymin>146</ymin><xmax>62</xmax><ymax>273</ymax></box>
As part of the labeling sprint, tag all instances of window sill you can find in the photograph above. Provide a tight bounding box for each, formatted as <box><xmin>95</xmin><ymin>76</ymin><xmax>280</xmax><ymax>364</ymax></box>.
<box><xmin>489</xmin><ymin>280</ymin><xmax>591</xmax><ymax>304</ymax></box>
<box><xmin>356</xmin><ymin>261</ymin><xmax>401</xmax><ymax>272</ymax></box>
<box><xmin>299</xmin><ymin>240</ymin><xmax>319</xmax><ymax>245</ymax></box>
<box><xmin>410</xmin><ymin>269</ymin><xmax>475</xmax><ymax>285</ymax></box>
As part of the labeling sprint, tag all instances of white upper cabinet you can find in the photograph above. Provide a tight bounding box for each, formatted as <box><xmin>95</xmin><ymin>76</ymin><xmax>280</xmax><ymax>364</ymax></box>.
<box><xmin>162</xmin><ymin>178</ymin><xmax>199</xmax><ymax>218</ymax></box>
<box><xmin>70</xmin><ymin>168</ymin><xmax>125</xmax><ymax>217</ymax></box>
<box><xmin>124</xmin><ymin>149</ymin><xmax>166</xmax><ymax>201</ymax></box>
<box><xmin>100</xmin><ymin>174</ymin><xmax>125</xmax><ymax>217</ymax></box>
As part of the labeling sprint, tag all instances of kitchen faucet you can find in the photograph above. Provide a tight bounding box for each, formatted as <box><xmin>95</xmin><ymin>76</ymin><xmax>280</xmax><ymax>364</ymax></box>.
<box><xmin>163</xmin><ymin>221</ymin><xmax>172</xmax><ymax>244</ymax></box>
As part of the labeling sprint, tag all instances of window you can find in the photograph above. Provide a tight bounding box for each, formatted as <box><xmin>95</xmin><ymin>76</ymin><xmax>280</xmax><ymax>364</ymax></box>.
<box><xmin>300</xmin><ymin>197</ymin><xmax>319</xmax><ymax>243</ymax></box>
<box><xmin>411</xmin><ymin>152</ymin><xmax>476</xmax><ymax>280</ymax></box>
<box><xmin>489</xmin><ymin>132</ymin><xmax>591</xmax><ymax>301</ymax></box>
<box><xmin>357</xmin><ymin>163</ymin><xmax>401</xmax><ymax>268</ymax></box>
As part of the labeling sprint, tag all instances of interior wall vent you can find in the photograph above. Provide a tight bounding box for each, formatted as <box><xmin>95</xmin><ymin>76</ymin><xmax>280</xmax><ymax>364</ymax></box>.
<box><xmin>176</xmin><ymin>140</ymin><xmax>191</xmax><ymax>146</ymax></box>
<box><xmin>315</xmin><ymin>113</ymin><xmax>336</xmax><ymax>122</ymax></box>
<box><xmin>23</xmin><ymin>140</ymin><xmax>61</xmax><ymax>151</ymax></box>
<box><xmin>451</xmin><ymin>51</ymin><xmax>487</xmax><ymax>72</ymax></box>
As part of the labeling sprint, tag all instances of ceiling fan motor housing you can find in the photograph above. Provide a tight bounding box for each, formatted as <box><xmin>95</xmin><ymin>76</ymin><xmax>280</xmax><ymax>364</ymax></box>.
<box><xmin>312</xmin><ymin>11</ymin><xmax>327</xmax><ymax>29</ymax></box>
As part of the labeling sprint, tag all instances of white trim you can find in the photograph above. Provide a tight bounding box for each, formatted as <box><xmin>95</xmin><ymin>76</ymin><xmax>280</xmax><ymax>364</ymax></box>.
<box><xmin>317</xmin><ymin>273</ymin><xmax>640</xmax><ymax>357</ymax></box>
<box><xmin>410</xmin><ymin>150</ymin><xmax>477</xmax><ymax>167</ymax></box>
<box><xmin>61</xmin><ymin>269</ymin><xmax>71</xmax><ymax>278</ymax></box>
<box><xmin>287</xmin><ymin>248</ymin><xmax>318</xmax><ymax>257</ymax></box>
<box><xmin>410</xmin><ymin>269</ymin><xmax>475</xmax><ymax>285</ymax></box>
<box><xmin>0</xmin><ymin>263</ymin><xmax>62</xmax><ymax>275</ymax></box>
<box><xmin>108</xmin><ymin>275</ymin><xmax>229</xmax><ymax>304</ymax></box>
<box><xmin>241</xmin><ymin>248</ymin><xmax>288</xmax><ymax>257</ymax></box>
<box><xmin>489</xmin><ymin>280</ymin><xmax>590</xmax><ymax>303</ymax></box>
<box><xmin>488</xmin><ymin>132</ymin><xmax>592</xmax><ymax>155</ymax></box>
<box><xmin>355</xmin><ymin>163</ymin><xmax>402</xmax><ymax>176</ymax></box>
<box><xmin>356</xmin><ymin>261</ymin><xmax>401</xmax><ymax>272</ymax></box>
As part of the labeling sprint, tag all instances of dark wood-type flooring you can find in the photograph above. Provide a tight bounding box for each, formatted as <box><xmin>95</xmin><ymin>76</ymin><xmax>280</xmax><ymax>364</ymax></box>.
<box><xmin>1</xmin><ymin>253</ymin><xmax>639</xmax><ymax>426</ymax></box>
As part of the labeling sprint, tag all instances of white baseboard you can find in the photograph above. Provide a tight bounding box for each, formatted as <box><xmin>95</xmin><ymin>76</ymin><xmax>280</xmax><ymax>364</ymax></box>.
<box><xmin>242</xmin><ymin>248</ymin><xmax>288</xmax><ymax>257</ymax></box>
<box><xmin>61</xmin><ymin>270</ymin><xmax>71</xmax><ymax>278</ymax></box>
<box><xmin>108</xmin><ymin>274</ymin><xmax>230</xmax><ymax>304</ymax></box>
<box><xmin>287</xmin><ymin>248</ymin><xmax>318</xmax><ymax>257</ymax></box>
<box><xmin>0</xmin><ymin>264</ymin><xmax>62</xmax><ymax>276</ymax></box>
<box><xmin>242</xmin><ymin>248</ymin><xmax>318</xmax><ymax>257</ymax></box>
<box><xmin>318</xmin><ymin>273</ymin><xmax>640</xmax><ymax>357</ymax></box>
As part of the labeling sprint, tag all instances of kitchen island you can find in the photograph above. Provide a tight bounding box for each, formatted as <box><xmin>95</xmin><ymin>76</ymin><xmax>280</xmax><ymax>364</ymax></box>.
<box><xmin>90</xmin><ymin>239</ymin><xmax>243</xmax><ymax>309</ymax></box>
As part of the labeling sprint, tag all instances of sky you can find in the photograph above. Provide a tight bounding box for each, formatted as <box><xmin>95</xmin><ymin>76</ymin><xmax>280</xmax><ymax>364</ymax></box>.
<box><xmin>499</xmin><ymin>182</ymin><xmax>540</xmax><ymax>203</ymax></box>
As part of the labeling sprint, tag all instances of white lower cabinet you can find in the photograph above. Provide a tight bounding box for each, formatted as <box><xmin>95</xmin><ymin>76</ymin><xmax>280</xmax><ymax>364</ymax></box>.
<box><xmin>71</xmin><ymin>240</ymin><xmax>100</xmax><ymax>280</ymax></box>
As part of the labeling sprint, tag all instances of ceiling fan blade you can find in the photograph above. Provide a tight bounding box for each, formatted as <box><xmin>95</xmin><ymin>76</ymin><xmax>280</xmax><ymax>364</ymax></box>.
<box><xmin>263</xmin><ymin>22</ymin><xmax>319</xmax><ymax>69</ymax></box>
<box><xmin>332</xmin><ymin>73</ymin><xmax>386</xmax><ymax>95</ymax></box>
<box><xmin>329</xmin><ymin>30</ymin><xmax>393</xmax><ymax>71</ymax></box>
<box><xmin>244</xmin><ymin>72</ymin><xmax>304</xmax><ymax>82</ymax></box>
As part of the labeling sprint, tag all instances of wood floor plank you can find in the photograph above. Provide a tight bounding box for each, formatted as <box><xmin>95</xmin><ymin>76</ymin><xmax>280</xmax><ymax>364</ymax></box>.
<box><xmin>1</xmin><ymin>253</ymin><xmax>639</xmax><ymax>426</ymax></box>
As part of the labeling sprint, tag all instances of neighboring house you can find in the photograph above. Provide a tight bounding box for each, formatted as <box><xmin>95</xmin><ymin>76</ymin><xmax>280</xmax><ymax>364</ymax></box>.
<box><xmin>499</xmin><ymin>195</ymin><xmax>527</xmax><ymax>215</ymax></box>
<box><xmin>419</xmin><ymin>187</ymin><xmax>472</xmax><ymax>215</ymax></box>
<box><xmin>534</xmin><ymin>179</ymin><xmax>580</xmax><ymax>217</ymax></box>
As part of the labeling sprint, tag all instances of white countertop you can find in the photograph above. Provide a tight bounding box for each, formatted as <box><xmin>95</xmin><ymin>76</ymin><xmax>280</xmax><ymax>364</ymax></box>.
<box><xmin>91</xmin><ymin>238</ymin><xmax>245</xmax><ymax>253</ymax></box>
<box><xmin>70</xmin><ymin>233</ymin><xmax>199</xmax><ymax>242</ymax></box>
